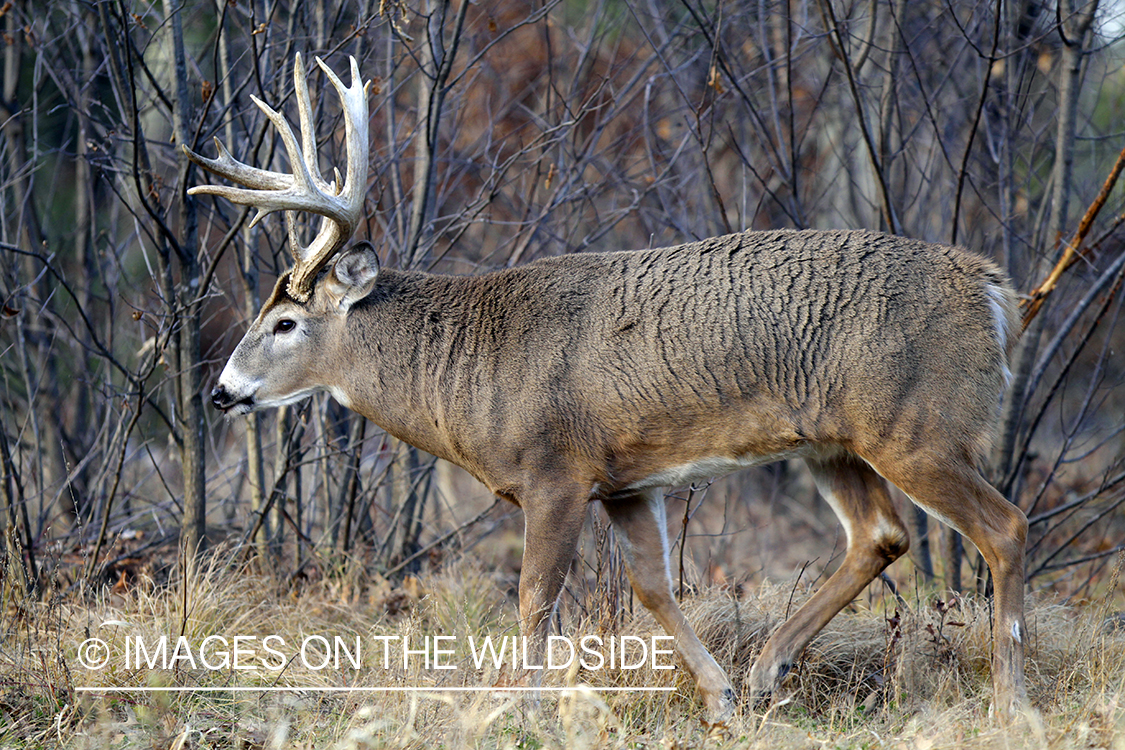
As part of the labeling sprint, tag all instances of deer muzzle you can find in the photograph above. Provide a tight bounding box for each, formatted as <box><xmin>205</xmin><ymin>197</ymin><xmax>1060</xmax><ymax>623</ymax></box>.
<box><xmin>210</xmin><ymin>384</ymin><xmax>254</xmax><ymax>415</ymax></box>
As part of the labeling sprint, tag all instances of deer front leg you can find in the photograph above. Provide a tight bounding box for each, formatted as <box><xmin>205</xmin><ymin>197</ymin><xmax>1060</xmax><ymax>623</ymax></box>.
<box><xmin>603</xmin><ymin>489</ymin><xmax>736</xmax><ymax>721</ymax></box>
<box><xmin>748</xmin><ymin>456</ymin><xmax>910</xmax><ymax>702</ymax></box>
<box><xmin>517</xmin><ymin>489</ymin><xmax>589</xmax><ymax>684</ymax></box>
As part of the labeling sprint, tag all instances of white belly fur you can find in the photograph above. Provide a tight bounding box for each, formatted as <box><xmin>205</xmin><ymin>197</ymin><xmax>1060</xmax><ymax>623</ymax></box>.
<box><xmin>623</xmin><ymin>449</ymin><xmax>811</xmax><ymax>491</ymax></box>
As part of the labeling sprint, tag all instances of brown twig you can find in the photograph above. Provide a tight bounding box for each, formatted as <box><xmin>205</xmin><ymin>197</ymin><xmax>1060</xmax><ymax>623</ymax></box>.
<box><xmin>1022</xmin><ymin>141</ymin><xmax>1125</xmax><ymax>329</ymax></box>
<box><xmin>383</xmin><ymin>498</ymin><xmax>502</xmax><ymax>577</ymax></box>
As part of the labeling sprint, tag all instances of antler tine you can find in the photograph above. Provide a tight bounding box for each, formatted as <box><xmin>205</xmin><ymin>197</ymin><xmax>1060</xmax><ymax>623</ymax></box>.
<box><xmin>184</xmin><ymin>138</ymin><xmax>293</xmax><ymax>192</ymax></box>
<box><xmin>315</xmin><ymin>56</ymin><xmax>369</xmax><ymax>199</ymax></box>
<box><xmin>185</xmin><ymin>54</ymin><xmax>370</xmax><ymax>302</ymax></box>
<box><xmin>293</xmin><ymin>53</ymin><xmax>327</xmax><ymax>193</ymax></box>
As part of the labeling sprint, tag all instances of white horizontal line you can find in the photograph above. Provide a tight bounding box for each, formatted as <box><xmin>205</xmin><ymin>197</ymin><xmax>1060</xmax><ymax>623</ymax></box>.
<box><xmin>75</xmin><ymin>686</ymin><xmax>676</xmax><ymax>693</ymax></box>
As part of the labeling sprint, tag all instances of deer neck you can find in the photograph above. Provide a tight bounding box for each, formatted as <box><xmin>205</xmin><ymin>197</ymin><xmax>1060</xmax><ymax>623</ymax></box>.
<box><xmin>329</xmin><ymin>269</ymin><xmax>474</xmax><ymax>462</ymax></box>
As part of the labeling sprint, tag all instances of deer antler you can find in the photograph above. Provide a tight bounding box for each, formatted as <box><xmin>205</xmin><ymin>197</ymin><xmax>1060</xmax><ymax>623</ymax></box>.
<box><xmin>185</xmin><ymin>54</ymin><xmax>371</xmax><ymax>302</ymax></box>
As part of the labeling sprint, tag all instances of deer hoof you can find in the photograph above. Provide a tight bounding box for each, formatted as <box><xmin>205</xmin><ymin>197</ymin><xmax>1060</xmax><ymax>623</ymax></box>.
<box><xmin>704</xmin><ymin>686</ymin><xmax>737</xmax><ymax>724</ymax></box>
<box><xmin>747</xmin><ymin>660</ymin><xmax>794</xmax><ymax>707</ymax></box>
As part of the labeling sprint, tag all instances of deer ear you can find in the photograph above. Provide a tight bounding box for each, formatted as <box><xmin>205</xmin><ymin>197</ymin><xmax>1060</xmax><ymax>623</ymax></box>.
<box><xmin>326</xmin><ymin>242</ymin><xmax>380</xmax><ymax>312</ymax></box>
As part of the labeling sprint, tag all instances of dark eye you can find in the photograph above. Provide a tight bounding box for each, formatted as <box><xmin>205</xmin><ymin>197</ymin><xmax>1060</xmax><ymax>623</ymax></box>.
<box><xmin>273</xmin><ymin>319</ymin><xmax>296</xmax><ymax>334</ymax></box>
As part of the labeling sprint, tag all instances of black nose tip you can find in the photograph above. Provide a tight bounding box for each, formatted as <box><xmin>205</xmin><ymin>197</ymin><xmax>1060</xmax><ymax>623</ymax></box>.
<box><xmin>211</xmin><ymin>385</ymin><xmax>232</xmax><ymax>410</ymax></box>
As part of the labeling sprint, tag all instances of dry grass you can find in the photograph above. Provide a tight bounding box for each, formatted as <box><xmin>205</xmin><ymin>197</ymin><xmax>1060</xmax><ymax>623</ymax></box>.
<box><xmin>1</xmin><ymin>549</ymin><xmax>1124</xmax><ymax>749</ymax></box>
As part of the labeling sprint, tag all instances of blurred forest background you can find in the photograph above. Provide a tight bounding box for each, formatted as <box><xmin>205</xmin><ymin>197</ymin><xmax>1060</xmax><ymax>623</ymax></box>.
<box><xmin>1</xmin><ymin>0</ymin><xmax>1123</xmax><ymax>610</ymax></box>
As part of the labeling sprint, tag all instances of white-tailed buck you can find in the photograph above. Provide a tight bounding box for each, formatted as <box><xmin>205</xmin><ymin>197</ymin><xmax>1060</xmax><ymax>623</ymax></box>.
<box><xmin>188</xmin><ymin>55</ymin><xmax>1028</xmax><ymax>720</ymax></box>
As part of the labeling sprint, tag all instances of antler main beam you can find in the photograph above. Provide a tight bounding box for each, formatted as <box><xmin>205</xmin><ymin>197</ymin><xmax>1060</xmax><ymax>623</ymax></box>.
<box><xmin>185</xmin><ymin>54</ymin><xmax>371</xmax><ymax>301</ymax></box>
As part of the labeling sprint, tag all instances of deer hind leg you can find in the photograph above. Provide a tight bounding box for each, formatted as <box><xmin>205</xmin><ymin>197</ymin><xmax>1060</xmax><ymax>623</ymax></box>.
<box><xmin>748</xmin><ymin>454</ymin><xmax>910</xmax><ymax>701</ymax></box>
<box><xmin>868</xmin><ymin>450</ymin><xmax>1028</xmax><ymax>718</ymax></box>
<box><xmin>603</xmin><ymin>489</ymin><xmax>736</xmax><ymax>720</ymax></box>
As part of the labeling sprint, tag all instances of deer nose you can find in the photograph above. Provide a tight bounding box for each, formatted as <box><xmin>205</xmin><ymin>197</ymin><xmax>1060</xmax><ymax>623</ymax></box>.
<box><xmin>211</xmin><ymin>385</ymin><xmax>234</xmax><ymax>411</ymax></box>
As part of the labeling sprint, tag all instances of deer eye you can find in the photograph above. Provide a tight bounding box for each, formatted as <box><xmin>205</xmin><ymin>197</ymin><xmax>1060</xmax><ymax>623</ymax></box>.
<box><xmin>273</xmin><ymin>319</ymin><xmax>296</xmax><ymax>334</ymax></box>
